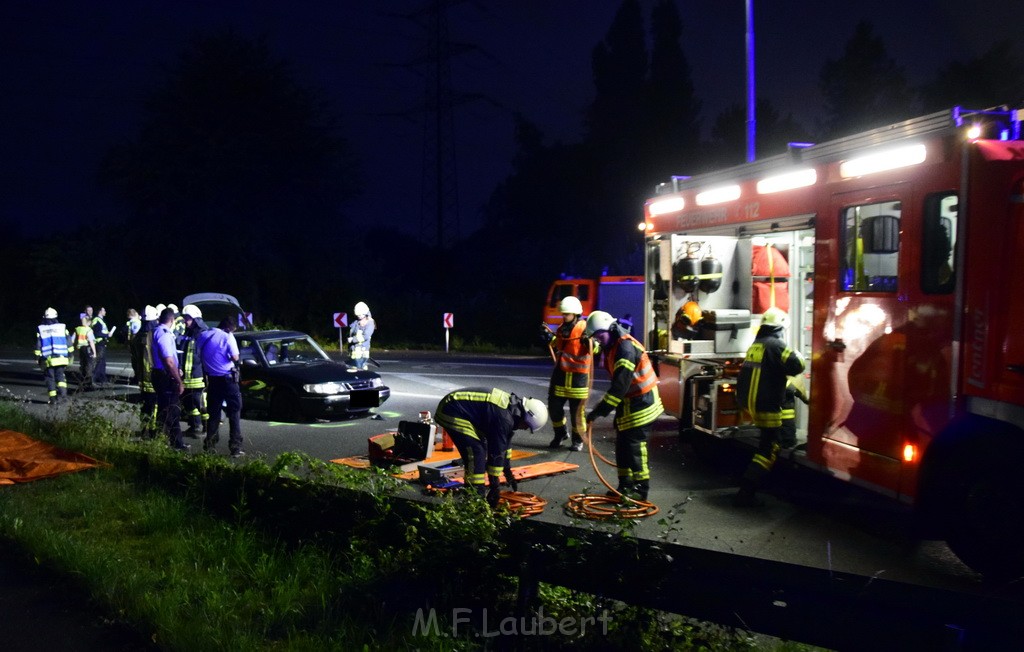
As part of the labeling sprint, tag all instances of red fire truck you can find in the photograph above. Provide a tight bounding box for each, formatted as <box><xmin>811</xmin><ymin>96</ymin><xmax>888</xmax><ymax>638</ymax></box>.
<box><xmin>642</xmin><ymin>106</ymin><xmax>1024</xmax><ymax>577</ymax></box>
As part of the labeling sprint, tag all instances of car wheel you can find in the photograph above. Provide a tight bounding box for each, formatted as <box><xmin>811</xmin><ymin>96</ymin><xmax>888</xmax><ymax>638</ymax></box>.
<box><xmin>270</xmin><ymin>389</ymin><xmax>302</xmax><ymax>423</ymax></box>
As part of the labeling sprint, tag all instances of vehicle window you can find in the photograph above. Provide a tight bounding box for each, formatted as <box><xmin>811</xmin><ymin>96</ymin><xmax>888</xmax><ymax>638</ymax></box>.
<box><xmin>238</xmin><ymin>342</ymin><xmax>258</xmax><ymax>364</ymax></box>
<box><xmin>280</xmin><ymin>337</ymin><xmax>329</xmax><ymax>363</ymax></box>
<box><xmin>840</xmin><ymin>201</ymin><xmax>901</xmax><ymax>292</ymax></box>
<box><xmin>921</xmin><ymin>192</ymin><xmax>957</xmax><ymax>294</ymax></box>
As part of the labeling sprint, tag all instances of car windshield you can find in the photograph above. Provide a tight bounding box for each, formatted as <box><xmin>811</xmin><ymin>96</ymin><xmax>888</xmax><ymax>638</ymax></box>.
<box><xmin>252</xmin><ymin>335</ymin><xmax>330</xmax><ymax>366</ymax></box>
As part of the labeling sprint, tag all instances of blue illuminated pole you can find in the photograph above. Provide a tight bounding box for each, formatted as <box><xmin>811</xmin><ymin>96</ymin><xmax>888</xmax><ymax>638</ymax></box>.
<box><xmin>745</xmin><ymin>0</ymin><xmax>756</xmax><ymax>162</ymax></box>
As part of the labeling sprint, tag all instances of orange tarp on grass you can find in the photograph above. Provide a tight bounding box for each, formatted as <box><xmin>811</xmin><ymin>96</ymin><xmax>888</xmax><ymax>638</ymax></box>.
<box><xmin>0</xmin><ymin>430</ymin><xmax>106</xmax><ymax>485</ymax></box>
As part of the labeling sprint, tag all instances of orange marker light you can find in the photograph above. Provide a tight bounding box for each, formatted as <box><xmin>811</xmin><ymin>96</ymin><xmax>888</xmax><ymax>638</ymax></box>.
<box><xmin>903</xmin><ymin>444</ymin><xmax>916</xmax><ymax>463</ymax></box>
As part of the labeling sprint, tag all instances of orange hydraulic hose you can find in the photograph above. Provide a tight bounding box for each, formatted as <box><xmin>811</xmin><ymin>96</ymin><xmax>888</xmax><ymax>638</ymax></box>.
<box><xmin>498</xmin><ymin>490</ymin><xmax>547</xmax><ymax>517</ymax></box>
<box><xmin>565</xmin><ymin>423</ymin><xmax>658</xmax><ymax>520</ymax></box>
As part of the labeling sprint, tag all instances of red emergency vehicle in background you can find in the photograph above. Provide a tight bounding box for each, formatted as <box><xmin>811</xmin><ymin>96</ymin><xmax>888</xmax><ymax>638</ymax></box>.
<box><xmin>543</xmin><ymin>273</ymin><xmax>645</xmax><ymax>344</ymax></box>
<box><xmin>642</xmin><ymin>105</ymin><xmax>1024</xmax><ymax>578</ymax></box>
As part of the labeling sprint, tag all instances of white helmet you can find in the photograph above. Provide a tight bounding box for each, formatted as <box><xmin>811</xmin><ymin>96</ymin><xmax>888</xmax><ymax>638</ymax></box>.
<box><xmin>584</xmin><ymin>310</ymin><xmax>616</xmax><ymax>336</ymax></box>
<box><xmin>761</xmin><ymin>307</ymin><xmax>789</xmax><ymax>327</ymax></box>
<box><xmin>155</xmin><ymin>303</ymin><xmax>166</xmax><ymax>314</ymax></box>
<box><xmin>559</xmin><ymin>296</ymin><xmax>583</xmax><ymax>315</ymax></box>
<box><xmin>167</xmin><ymin>303</ymin><xmax>179</xmax><ymax>314</ymax></box>
<box><xmin>143</xmin><ymin>305</ymin><xmax>159</xmax><ymax>321</ymax></box>
<box><xmin>354</xmin><ymin>301</ymin><xmax>370</xmax><ymax>317</ymax></box>
<box><xmin>521</xmin><ymin>397</ymin><xmax>549</xmax><ymax>432</ymax></box>
<box><xmin>182</xmin><ymin>304</ymin><xmax>203</xmax><ymax>319</ymax></box>
<box><xmin>44</xmin><ymin>307</ymin><xmax>58</xmax><ymax>319</ymax></box>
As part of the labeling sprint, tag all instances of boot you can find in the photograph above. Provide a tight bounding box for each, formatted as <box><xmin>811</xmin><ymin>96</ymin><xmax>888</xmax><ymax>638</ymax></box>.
<box><xmin>732</xmin><ymin>482</ymin><xmax>762</xmax><ymax>507</ymax></box>
<box><xmin>548</xmin><ymin>428</ymin><xmax>568</xmax><ymax>448</ymax></box>
<box><xmin>606</xmin><ymin>481</ymin><xmax>634</xmax><ymax>498</ymax></box>
<box><xmin>569</xmin><ymin>435</ymin><xmax>584</xmax><ymax>452</ymax></box>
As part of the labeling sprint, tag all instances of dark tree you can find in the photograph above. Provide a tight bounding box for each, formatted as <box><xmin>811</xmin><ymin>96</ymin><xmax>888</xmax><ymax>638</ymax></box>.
<box><xmin>710</xmin><ymin>98</ymin><xmax>813</xmax><ymax>167</ymax></box>
<box><xmin>919</xmin><ymin>40</ymin><xmax>1024</xmax><ymax>112</ymax></box>
<box><xmin>100</xmin><ymin>31</ymin><xmax>360</xmax><ymax>332</ymax></box>
<box><xmin>819</xmin><ymin>21</ymin><xmax>915</xmax><ymax>137</ymax></box>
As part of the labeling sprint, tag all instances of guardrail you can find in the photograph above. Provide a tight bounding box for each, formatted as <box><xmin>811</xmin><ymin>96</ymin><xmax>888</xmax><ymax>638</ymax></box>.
<box><xmin>509</xmin><ymin>519</ymin><xmax>1024</xmax><ymax>650</ymax></box>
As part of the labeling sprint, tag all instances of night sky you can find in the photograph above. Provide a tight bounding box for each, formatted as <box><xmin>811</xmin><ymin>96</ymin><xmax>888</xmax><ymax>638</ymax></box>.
<box><xmin>3</xmin><ymin>1</ymin><xmax>1022</xmax><ymax>241</ymax></box>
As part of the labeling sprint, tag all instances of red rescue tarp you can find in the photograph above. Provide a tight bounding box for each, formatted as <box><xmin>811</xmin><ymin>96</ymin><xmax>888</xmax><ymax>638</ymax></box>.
<box><xmin>0</xmin><ymin>430</ymin><xmax>106</xmax><ymax>485</ymax></box>
<box><xmin>752</xmin><ymin>244</ymin><xmax>790</xmax><ymax>313</ymax></box>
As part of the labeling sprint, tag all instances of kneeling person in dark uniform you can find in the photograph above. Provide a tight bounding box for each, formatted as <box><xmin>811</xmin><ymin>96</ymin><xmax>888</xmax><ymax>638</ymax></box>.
<box><xmin>434</xmin><ymin>388</ymin><xmax>548</xmax><ymax>506</ymax></box>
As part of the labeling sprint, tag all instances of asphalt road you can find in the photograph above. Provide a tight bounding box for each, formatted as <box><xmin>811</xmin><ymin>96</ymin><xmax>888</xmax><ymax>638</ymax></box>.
<box><xmin>0</xmin><ymin>348</ymin><xmax>1008</xmax><ymax>599</ymax></box>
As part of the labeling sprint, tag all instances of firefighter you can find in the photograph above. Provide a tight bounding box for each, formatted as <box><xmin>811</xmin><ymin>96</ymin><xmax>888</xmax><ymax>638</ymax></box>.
<box><xmin>178</xmin><ymin>305</ymin><xmax>209</xmax><ymax>438</ymax></box>
<box><xmin>434</xmin><ymin>388</ymin><xmax>548</xmax><ymax>507</ymax></box>
<box><xmin>584</xmin><ymin>310</ymin><xmax>664</xmax><ymax>501</ymax></box>
<box><xmin>73</xmin><ymin>315</ymin><xmax>97</xmax><ymax>389</ymax></box>
<box><xmin>130</xmin><ymin>305</ymin><xmax>160</xmax><ymax>439</ymax></box>
<box><xmin>348</xmin><ymin>301</ymin><xmax>375</xmax><ymax>370</ymax></box>
<box><xmin>734</xmin><ymin>307</ymin><xmax>806</xmax><ymax>506</ymax></box>
<box><xmin>169</xmin><ymin>303</ymin><xmax>186</xmax><ymax>337</ymax></box>
<box><xmin>780</xmin><ymin>375</ymin><xmax>809</xmax><ymax>449</ymax></box>
<box><xmin>543</xmin><ymin>295</ymin><xmax>591</xmax><ymax>451</ymax></box>
<box><xmin>91</xmin><ymin>306</ymin><xmax>111</xmax><ymax>386</ymax></box>
<box><xmin>34</xmin><ymin>307</ymin><xmax>72</xmax><ymax>404</ymax></box>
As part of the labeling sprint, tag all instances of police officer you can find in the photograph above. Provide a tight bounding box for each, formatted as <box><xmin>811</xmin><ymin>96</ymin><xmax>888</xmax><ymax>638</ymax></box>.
<box><xmin>543</xmin><ymin>296</ymin><xmax>591</xmax><ymax>451</ymax></box>
<box><xmin>348</xmin><ymin>301</ymin><xmax>375</xmax><ymax>370</ymax></box>
<box><xmin>585</xmin><ymin>310</ymin><xmax>664</xmax><ymax>501</ymax></box>
<box><xmin>91</xmin><ymin>306</ymin><xmax>111</xmax><ymax>386</ymax></box>
<box><xmin>151</xmin><ymin>307</ymin><xmax>187</xmax><ymax>451</ymax></box>
<box><xmin>178</xmin><ymin>305</ymin><xmax>209</xmax><ymax>438</ymax></box>
<box><xmin>198</xmin><ymin>317</ymin><xmax>244</xmax><ymax>457</ymax></box>
<box><xmin>434</xmin><ymin>388</ymin><xmax>548</xmax><ymax>506</ymax></box>
<box><xmin>34</xmin><ymin>307</ymin><xmax>72</xmax><ymax>404</ymax></box>
<box><xmin>73</xmin><ymin>316</ymin><xmax>97</xmax><ymax>389</ymax></box>
<box><xmin>734</xmin><ymin>307</ymin><xmax>806</xmax><ymax>506</ymax></box>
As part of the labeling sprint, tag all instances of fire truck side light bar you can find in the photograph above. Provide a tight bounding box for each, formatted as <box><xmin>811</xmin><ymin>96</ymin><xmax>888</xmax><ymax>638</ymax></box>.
<box><xmin>695</xmin><ymin>184</ymin><xmax>742</xmax><ymax>206</ymax></box>
<box><xmin>839</xmin><ymin>143</ymin><xmax>927</xmax><ymax>178</ymax></box>
<box><xmin>757</xmin><ymin>168</ymin><xmax>817</xmax><ymax>194</ymax></box>
<box><xmin>648</xmin><ymin>195</ymin><xmax>685</xmax><ymax>216</ymax></box>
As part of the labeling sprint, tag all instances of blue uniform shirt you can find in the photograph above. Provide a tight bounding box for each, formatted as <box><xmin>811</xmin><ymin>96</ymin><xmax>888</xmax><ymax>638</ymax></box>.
<box><xmin>151</xmin><ymin>324</ymin><xmax>177</xmax><ymax>371</ymax></box>
<box><xmin>198</xmin><ymin>328</ymin><xmax>239</xmax><ymax>377</ymax></box>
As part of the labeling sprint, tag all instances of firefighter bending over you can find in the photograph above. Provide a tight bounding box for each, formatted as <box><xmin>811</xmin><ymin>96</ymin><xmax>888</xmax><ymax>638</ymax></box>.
<box><xmin>543</xmin><ymin>296</ymin><xmax>591</xmax><ymax>451</ymax></box>
<box><xmin>434</xmin><ymin>388</ymin><xmax>548</xmax><ymax>506</ymax></box>
<box><xmin>735</xmin><ymin>307</ymin><xmax>806</xmax><ymax>506</ymax></box>
<box><xmin>585</xmin><ymin>311</ymin><xmax>664</xmax><ymax>501</ymax></box>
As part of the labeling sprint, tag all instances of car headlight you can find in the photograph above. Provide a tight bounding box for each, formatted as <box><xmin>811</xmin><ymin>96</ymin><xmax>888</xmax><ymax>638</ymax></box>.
<box><xmin>368</xmin><ymin>377</ymin><xmax>383</xmax><ymax>388</ymax></box>
<box><xmin>303</xmin><ymin>382</ymin><xmax>346</xmax><ymax>395</ymax></box>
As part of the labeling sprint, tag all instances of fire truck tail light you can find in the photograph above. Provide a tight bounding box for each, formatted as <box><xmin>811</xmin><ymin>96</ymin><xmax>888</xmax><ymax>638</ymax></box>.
<box><xmin>648</xmin><ymin>196</ymin><xmax>685</xmax><ymax>216</ymax></box>
<box><xmin>840</xmin><ymin>143</ymin><xmax>927</xmax><ymax>178</ymax></box>
<box><xmin>903</xmin><ymin>443</ymin><xmax>917</xmax><ymax>463</ymax></box>
<box><xmin>757</xmin><ymin>168</ymin><xmax>817</xmax><ymax>194</ymax></box>
<box><xmin>695</xmin><ymin>184</ymin><xmax>741</xmax><ymax>206</ymax></box>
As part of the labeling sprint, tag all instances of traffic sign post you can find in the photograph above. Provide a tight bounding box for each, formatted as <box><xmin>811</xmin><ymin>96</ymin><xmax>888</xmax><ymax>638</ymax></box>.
<box><xmin>443</xmin><ymin>313</ymin><xmax>453</xmax><ymax>353</ymax></box>
<box><xmin>333</xmin><ymin>312</ymin><xmax>348</xmax><ymax>353</ymax></box>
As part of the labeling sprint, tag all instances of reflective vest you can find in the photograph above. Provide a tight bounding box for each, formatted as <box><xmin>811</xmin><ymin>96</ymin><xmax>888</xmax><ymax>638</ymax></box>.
<box><xmin>599</xmin><ymin>334</ymin><xmax>663</xmax><ymax>430</ymax></box>
<box><xmin>550</xmin><ymin>319</ymin><xmax>591</xmax><ymax>399</ymax></box>
<box><xmin>36</xmin><ymin>323</ymin><xmax>70</xmax><ymax>367</ymax></box>
<box><xmin>92</xmin><ymin>316</ymin><xmax>109</xmax><ymax>343</ymax></box>
<box><xmin>74</xmin><ymin>325</ymin><xmax>92</xmax><ymax>349</ymax></box>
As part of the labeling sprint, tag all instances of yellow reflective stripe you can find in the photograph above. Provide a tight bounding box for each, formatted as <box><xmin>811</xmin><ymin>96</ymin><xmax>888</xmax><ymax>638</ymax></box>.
<box><xmin>435</xmin><ymin>414</ymin><xmax>480</xmax><ymax>441</ymax></box>
<box><xmin>615</xmin><ymin>394</ymin><xmax>664</xmax><ymax>429</ymax></box>
<box><xmin>613</xmin><ymin>357</ymin><xmax>636</xmax><ymax>373</ymax></box>
<box><xmin>603</xmin><ymin>395</ymin><xmax>622</xmax><ymax>408</ymax></box>
<box><xmin>634</xmin><ymin>443</ymin><xmax>650</xmax><ymax>480</ymax></box>
<box><xmin>487</xmin><ymin>465</ymin><xmax>503</xmax><ymax>476</ymax></box>
<box><xmin>781</xmin><ymin>408</ymin><xmax>796</xmax><ymax>420</ymax></box>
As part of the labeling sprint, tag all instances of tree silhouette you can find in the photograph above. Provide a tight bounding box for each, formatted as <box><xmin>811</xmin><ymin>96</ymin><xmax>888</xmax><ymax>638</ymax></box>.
<box><xmin>100</xmin><ymin>31</ymin><xmax>360</xmax><ymax>331</ymax></box>
<box><xmin>919</xmin><ymin>41</ymin><xmax>1024</xmax><ymax>113</ymax></box>
<box><xmin>710</xmin><ymin>98</ymin><xmax>813</xmax><ymax>167</ymax></box>
<box><xmin>819</xmin><ymin>21</ymin><xmax>915</xmax><ymax>137</ymax></box>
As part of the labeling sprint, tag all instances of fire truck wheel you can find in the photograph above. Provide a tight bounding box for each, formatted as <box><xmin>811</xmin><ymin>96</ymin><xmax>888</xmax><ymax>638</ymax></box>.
<box><xmin>270</xmin><ymin>389</ymin><xmax>302</xmax><ymax>423</ymax></box>
<box><xmin>945</xmin><ymin>463</ymin><xmax>1024</xmax><ymax>580</ymax></box>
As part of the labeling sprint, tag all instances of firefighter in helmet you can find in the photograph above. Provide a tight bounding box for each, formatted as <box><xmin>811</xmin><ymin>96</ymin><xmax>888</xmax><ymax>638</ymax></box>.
<box><xmin>734</xmin><ymin>307</ymin><xmax>806</xmax><ymax>506</ymax></box>
<box><xmin>585</xmin><ymin>310</ymin><xmax>664</xmax><ymax>501</ymax></box>
<box><xmin>34</xmin><ymin>307</ymin><xmax>72</xmax><ymax>404</ymax></box>
<box><xmin>348</xmin><ymin>301</ymin><xmax>375</xmax><ymax>370</ymax></box>
<box><xmin>434</xmin><ymin>388</ymin><xmax>549</xmax><ymax>506</ymax></box>
<box><xmin>178</xmin><ymin>305</ymin><xmax>209</xmax><ymax>438</ymax></box>
<box><xmin>543</xmin><ymin>295</ymin><xmax>591</xmax><ymax>451</ymax></box>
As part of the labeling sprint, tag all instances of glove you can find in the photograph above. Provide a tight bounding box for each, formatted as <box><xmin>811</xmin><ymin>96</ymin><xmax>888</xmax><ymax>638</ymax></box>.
<box><xmin>586</xmin><ymin>410</ymin><xmax>598</xmax><ymax>425</ymax></box>
<box><xmin>486</xmin><ymin>480</ymin><xmax>501</xmax><ymax>507</ymax></box>
<box><xmin>504</xmin><ymin>466</ymin><xmax>518</xmax><ymax>492</ymax></box>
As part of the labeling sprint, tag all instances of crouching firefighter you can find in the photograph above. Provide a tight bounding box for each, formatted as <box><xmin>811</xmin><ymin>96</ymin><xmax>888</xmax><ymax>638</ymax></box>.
<box><xmin>434</xmin><ymin>388</ymin><xmax>548</xmax><ymax>506</ymax></box>
<box><xmin>735</xmin><ymin>307</ymin><xmax>806</xmax><ymax>506</ymax></box>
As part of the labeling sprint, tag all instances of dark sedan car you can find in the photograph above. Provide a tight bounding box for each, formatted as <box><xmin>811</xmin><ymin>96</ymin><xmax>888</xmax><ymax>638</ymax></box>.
<box><xmin>234</xmin><ymin>330</ymin><xmax>390</xmax><ymax>422</ymax></box>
